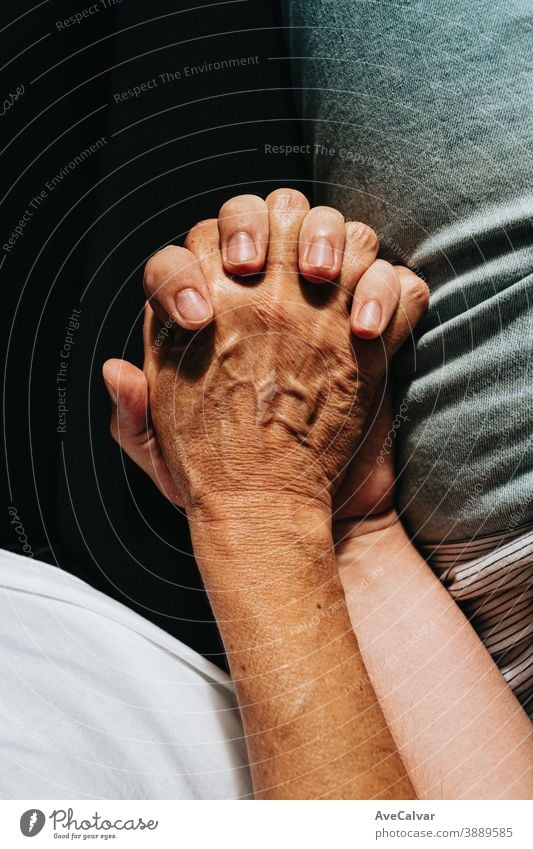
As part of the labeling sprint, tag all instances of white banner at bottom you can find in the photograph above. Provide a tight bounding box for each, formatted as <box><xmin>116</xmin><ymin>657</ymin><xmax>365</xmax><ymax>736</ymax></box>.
<box><xmin>1</xmin><ymin>800</ymin><xmax>531</xmax><ymax>848</ymax></box>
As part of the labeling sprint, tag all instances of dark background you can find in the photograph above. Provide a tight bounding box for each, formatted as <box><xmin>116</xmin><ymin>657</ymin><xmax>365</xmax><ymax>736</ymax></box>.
<box><xmin>1</xmin><ymin>0</ymin><xmax>309</xmax><ymax>664</ymax></box>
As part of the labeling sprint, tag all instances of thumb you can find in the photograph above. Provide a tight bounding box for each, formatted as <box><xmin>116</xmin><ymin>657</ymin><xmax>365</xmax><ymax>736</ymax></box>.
<box><xmin>103</xmin><ymin>358</ymin><xmax>149</xmax><ymax>439</ymax></box>
<box><xmin>355</xmin><ymin>267</ymin><xmax>429</xmax><ymax>384</ymax></box>
<box><xmin>102</xmin><ymin>358</ymin><xmax>183</xmax><ymax>506</ymax></box>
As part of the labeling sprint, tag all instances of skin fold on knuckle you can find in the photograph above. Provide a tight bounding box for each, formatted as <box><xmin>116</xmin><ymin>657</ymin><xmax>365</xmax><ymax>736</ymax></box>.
<box><xmin>267</xmin><ymin>188</ymin><xmax>310</xmax><ymax>215</ymax></box>
<box><xmin>345</xmin><ymin>221</ymin><xmax>379</xmax><ymax>254</ymax></box>
<box><xmin>397</xmin><ymin>266</ymin><xmax>430</xmax><ymax>301</ymax></box>
<box><xmin>410</xmin><ymin>279</ymin><xmax>430</xmax><ymax>310</ymax></box>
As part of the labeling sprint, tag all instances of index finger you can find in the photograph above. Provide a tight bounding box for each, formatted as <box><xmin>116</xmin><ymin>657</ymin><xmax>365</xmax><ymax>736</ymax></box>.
<box><xmin>143</xmin><ymin>244</ymin><xmax>214</xmax><ymax>330</ymax></box>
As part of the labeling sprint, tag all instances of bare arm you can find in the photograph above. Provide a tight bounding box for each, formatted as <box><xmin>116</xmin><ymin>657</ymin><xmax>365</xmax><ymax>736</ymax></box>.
<box><xmin>188</xmin><ymin>496</ymin><xmax>413</xmax><ymax>799</ymax></box>
<box><xmin>336</xmin><ymin>518</ymin><xmax>533</xmax><ymax>800</ymax></box>
<box><xmin>105</xmin><ymin>190</ymin><xmax>429</xmax><ymax>798</ymax></box>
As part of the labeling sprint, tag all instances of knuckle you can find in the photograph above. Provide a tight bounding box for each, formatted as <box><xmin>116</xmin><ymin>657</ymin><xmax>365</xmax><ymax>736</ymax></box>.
<box><xmin>190</xmin><ymin>217</ymin><xmax>217</xmax><ymax>231</ymax></box>
<box><xmin>345</xmin><ymin>221</ymin><xmax>379</xmax><ymax>253</ymax></box>
<box><xmin>400</xmin><ymin>269</ymin><xmax>430</xmax><ymax>308</ymax></box>
<box><xmin>368</xmin><ymin>259</ymin><xmax>399</xmax><ymax>292</ymax></box>
<box><xmin>144</xmin><ymin>246</ymin><xmax>184</xmax><ymax>289</ymax></box>
<box><xmin>219</xmin><ymin>194</ymin><xmax>265</xmax><ymax>219</ymax></box>
<box><xmin>266</xmin><ymin>187</ymin><xmax>310</xmax><ymax>213</ymax></box>
<box><xmin>413</xmin><ymin>282</ymin><xmax>430</xmax><ymax>309</ymax></box>
<box><xmin>369</xmin><ymin>258</ymin><xmax>394</xmax><ymax>280</ymax></box>
<box><xmin>184</xmin><ymin>219</ymin><xmax>217</xmax><ymax>250</ymax></box>
<box><xmin>308</xmin><ymin>205</ymin><xmax>344</xmax><ymax>226</ymax></box>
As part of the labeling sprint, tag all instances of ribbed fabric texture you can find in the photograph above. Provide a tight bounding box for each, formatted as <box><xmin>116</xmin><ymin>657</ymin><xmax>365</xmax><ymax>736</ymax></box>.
<box><xmin>424</xmin><ymin>522</ymin><xmax>533</xmax><ymax>716</ymax></box>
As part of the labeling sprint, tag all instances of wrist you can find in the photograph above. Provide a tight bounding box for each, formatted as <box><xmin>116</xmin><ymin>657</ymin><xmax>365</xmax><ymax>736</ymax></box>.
<box><xmin>333</xmin><ymin>507</ymin><xmax>399</xmax><ymax>547</ymax></box>
<box><xmin>187</xmin><ymin>492</ymin><xmax>355</xmax><ymax>670</ymax></box>
<box><xmin>187</xmin><ymin>491</ymin><xmax>336</xmax><ymax>599</ymax></box>
<box><xmin>334</xmin><ymin>514</ymin><xmax>412</xmax><ymax>590</ymax></box>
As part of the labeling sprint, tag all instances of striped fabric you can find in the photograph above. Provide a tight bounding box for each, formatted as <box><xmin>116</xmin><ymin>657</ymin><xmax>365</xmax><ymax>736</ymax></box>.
<box><xmin>423</xmin><ymin>523</ymin><xmax>533</xmax><ymax>719</ymax></box>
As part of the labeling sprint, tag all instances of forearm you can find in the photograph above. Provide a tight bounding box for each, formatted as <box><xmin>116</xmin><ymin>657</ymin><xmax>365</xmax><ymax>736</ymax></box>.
<box><xmin>188</xmin><ymin>495</ymin><xmax>413</xmax><ymax>799</ymax></box>
<box><xmin>336</xmin><ymin>520</ymin><xmax>533</xmax><ymax>800</ymax></box>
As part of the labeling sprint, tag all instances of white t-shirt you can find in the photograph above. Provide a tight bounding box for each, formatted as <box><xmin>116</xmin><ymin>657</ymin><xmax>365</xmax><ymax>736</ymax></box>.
<box><xmin>0</xmin><ymin>549</ymin><xmax>251</xmax><ymax>799</ymax></box>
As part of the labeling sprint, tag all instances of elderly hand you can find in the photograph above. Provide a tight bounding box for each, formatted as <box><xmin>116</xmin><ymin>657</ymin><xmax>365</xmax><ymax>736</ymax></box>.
<box><xmin>103</xmin><ymin>189</ymin><xmax>427</xmax><ymax>521</ymax></box>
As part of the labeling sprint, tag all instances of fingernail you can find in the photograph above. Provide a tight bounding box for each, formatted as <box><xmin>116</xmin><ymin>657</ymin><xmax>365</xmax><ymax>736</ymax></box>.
<box><xmin>226</xmin><ymin>231</ymin><xmax>257</xmax><ymax>263</ymax></box>
<box><xmin>176</xmin><ymin>288</ymin><xmax>212</xmax><ymax>324</ymax></box>
<box><xmin>356</xmin><ymin>300</ymin><xmax>382</xmax><ymax>331</ymax></box>
<box><xmin>104</xmin><ymin>380</ymin><xmax>118</xmax><ymax>405</ymax></box>
<box><xmin>306</xmin><ymin>237</ymin><xmax>335</xmax><ymax>268</ymax></box>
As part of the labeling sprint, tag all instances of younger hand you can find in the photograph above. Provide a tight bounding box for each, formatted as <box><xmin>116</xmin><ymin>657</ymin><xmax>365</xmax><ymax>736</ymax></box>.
<box><xmin>333</xmin><ymin>380</ymin><xmax>401</xmax><ymax>544</ymax></box>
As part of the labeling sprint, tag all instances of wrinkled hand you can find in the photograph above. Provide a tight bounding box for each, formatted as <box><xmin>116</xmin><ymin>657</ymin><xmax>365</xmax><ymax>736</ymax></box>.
<box><xmin>104</xmin><ymin>190</ymin><xmax>428</xmax><ymax>517</ymax></box>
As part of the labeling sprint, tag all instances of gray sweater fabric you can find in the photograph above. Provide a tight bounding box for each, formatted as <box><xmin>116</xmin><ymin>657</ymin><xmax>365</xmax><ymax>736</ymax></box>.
<box><xmin>282</xmin><ymin>0</ymin><xmax>533</xmax><ymax>544</ymax></box>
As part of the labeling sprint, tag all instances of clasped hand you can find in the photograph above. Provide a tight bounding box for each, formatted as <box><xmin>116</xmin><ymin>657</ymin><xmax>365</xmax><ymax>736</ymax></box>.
<box><xmin>104</xmin><ymin>189</ymin><xmax>428</xmax><ymax>531</ymax></box>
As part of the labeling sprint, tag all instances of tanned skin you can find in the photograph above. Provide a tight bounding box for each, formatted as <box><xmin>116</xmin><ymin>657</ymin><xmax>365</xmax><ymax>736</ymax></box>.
<box><xmin>139</xmin><ymin>190</ymin><xmax>427</xmax><ymax>798</ymax></box>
